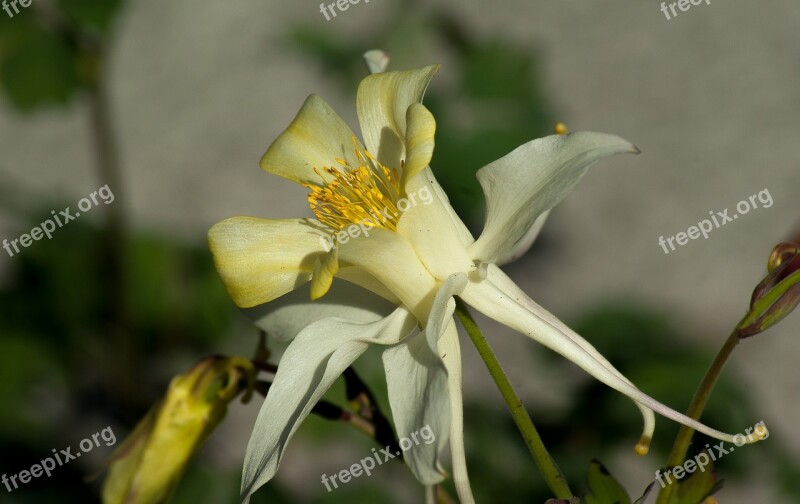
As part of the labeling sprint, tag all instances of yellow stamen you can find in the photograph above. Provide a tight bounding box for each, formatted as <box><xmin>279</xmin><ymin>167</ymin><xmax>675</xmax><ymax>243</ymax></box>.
<box><xmin>554</xmin><ymin>122</ymin><xmax>569</xmax><ymax>135</ymax></box>
<box><xmin>305</xmin><ymin>139</ymin><xmax>401</xmax><ymax>232</ymax></box>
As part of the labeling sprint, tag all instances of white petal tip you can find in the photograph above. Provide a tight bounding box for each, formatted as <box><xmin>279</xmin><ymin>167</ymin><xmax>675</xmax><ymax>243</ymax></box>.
<box><xmin>363</xmin><ymin>49</ymin><xmax>390</xmax><ymax>74</ymax></box>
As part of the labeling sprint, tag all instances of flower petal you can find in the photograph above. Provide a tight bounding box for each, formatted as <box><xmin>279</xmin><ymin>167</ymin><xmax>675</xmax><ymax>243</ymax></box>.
<box><xmin>337</xmin><ymin>227</ymin><xmax>438</xmax><ymax>321</ymax></box>
<box><xmin>383</xmin><ymin>273</ymin><xmax>468</xmax><ymax>489</ymax></box>
<box><xmin>240</xmin><ymin>307</ymin><xmax>417</xmax><ymax>503</ymax></box>
<box><xmin>403</xmin><ymin>103</ymin><xmax>436</xmax><ymax>187</ymax></box>
<box><xmin>493</xmin><ymin>210</ymin><xmax>549</xmax><ymax>266</ymax></box>
<box><xmin>357</xmin><ymin>65</ymin><xmax>439</xmax><ymax>168</ymax></box>
<box><xmin>260</xmin><ymin>94</ymin><xmax>363</xmax><ymax>186</ymax></box>
<box><xmin>244</xmin><ymin>279</ymin><xmax>396</xmax><ymax>342</ymax></box>
<box><xmin>438</xmin><ymin>320</ymin><xmax>475</xmax><ymax>504</ymax></box>
<box><xmin>383</xmin><ymin>329</ymin><xmax>449</xmax><ymax>485</ymax></box>
<box><xmin>397</xmin><ymin>168</ymin><xmax>475</xmax><ymax>280</ymax></box>
<box><xmin>424</xmin><ymin>167</ymin><xmax>476</xmax><ymax>248</ymax></box>
<box><xmin>468</xmin><ymin>132</ymin><xmax>639</xmax><ymax>263</ymax></box>
<box><xmin>421</xmin><ymin>271</ymin><xmax>476</xmax><ymax>504</ymax></box>
<box><xmin>310</xmin><ymin>247</ymin><xmax>339</xmax><ymax>301</ymax></box>
<box><xmin>460</xmin><ymin>270</ymin><xmax>744</xmax><ymax>445</ymax></box>
<box><xmin>336</xmin><ymin>266</ymin><xmax>402</xmax><ymax>305</ymax></box>
<box><xmin>479</xmin><ymin>264</ymin><xmax>655</xmax><ymax>451</ymax></box>
<box><xmin>208</xmin><ymin>217</ymin><xmax>327</xmax><ymax>308</ymax></box>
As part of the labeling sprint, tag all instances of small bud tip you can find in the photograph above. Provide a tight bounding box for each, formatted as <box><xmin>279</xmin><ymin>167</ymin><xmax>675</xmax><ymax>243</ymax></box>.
<box><xmin>634</xmin><ymin>436</ymin><xmax>651</xmax><ymax>456</ymax></box>
<box><xmin>752</xmin><ymin>424</ymin><xmax>769</xmax><ymax>441</ymax></box>
<box><xmin>554</xmin><ymin>122</ymin><xmax>569</xmax><ymax>135</ymax></box>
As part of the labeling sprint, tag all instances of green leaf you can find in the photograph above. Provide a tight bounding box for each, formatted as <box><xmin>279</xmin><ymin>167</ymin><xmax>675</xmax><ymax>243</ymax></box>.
<box><xmin>585</xmin><ymin>460</ymin><xmax>631</xmax><ymax>504</ymax></box>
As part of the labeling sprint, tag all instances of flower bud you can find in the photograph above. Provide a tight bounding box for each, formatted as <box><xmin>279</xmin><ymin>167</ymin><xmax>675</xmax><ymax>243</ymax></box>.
<box><xmin>738</xmin><ymin>242</ymin><xmax>800</xmax><ymax>338</ymax></box>
<box><xmin>102</xmin><ymin>356</ymin><xmax>255</xmax><ymax>504</ymax></box>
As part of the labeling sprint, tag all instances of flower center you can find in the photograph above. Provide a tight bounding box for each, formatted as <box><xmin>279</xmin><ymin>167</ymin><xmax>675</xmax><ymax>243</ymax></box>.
<box><xmin>305</xmin><ymin>140</ymin><xmax>402</xmax><ymax>231</ymax></box>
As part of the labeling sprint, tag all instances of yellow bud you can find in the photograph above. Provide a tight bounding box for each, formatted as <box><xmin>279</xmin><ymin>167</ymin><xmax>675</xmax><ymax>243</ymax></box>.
<box><xmin>102</xmin><ymin>356</ymin><xmax>255</xmax><ymax>504</ymax></box>
<box><xmin>554</xmin><ymin>122</ymin><xmax>569</xmax><ymax>135</ymax></box>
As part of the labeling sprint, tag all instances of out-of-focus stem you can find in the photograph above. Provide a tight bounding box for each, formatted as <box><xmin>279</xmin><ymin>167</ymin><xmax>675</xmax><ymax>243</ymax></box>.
<box><xmin>657</xmin><ymin>330</ymin><xmax>739</xmax><ymax>504</ymax></box>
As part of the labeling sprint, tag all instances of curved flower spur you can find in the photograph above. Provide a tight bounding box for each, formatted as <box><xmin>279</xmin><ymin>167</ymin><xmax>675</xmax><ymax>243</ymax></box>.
<box><xmin>208</xmin><ymin>58</ymin><xmax>765</xmax><ymax>503</ymax></box>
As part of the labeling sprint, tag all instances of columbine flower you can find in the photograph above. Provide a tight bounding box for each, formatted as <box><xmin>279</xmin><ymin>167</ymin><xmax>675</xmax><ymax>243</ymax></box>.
<box><xmin>209</xmin><ymin>63</ymin><xmax>758</xmax><ymax>503</ymax></box>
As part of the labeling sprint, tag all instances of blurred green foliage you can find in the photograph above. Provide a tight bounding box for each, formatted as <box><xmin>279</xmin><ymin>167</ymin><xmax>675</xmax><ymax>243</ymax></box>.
<box><xmin>0</xmin><ymin>205</ymin><xmax>248</xmax><ymax>502</ymax></box>
<box><xmin>0</xmin><ymin>0</ymin><xmax>120</xmax><ymax>110</ymax></box>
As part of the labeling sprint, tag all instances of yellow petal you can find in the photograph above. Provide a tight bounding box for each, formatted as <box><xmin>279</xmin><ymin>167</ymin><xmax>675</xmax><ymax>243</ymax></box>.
<box><xmin>208</xmin><ymin>217</ymin><xmax>328</xmax><ymax>308</ymax></box>
<box><xmin>403</xmin><ymin>103</ymin><xmax>436</xmax><ymax>187</ymax></box>
<box><xmin>260</xmin><ymin>95</ymin><xmax>362</xmax><ymax>186</ymax></box>
<box><xmin>357</xmin><ymin>65</ymin><xmax>439</xmax><ymax>169</ymax></box>
<box><xmin>309</xmin><ymin>247</ymin><xmax>339</xmax><ymax>301</ymax></box>
<box><xmin>335</xmin><ymin>266</ymin><xmax>401</xmax><ymax>304</ymax></box>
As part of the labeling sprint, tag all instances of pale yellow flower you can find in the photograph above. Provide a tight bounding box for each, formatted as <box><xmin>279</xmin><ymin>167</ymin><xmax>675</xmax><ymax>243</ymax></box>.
<box><xmin>209</xmin><ymin>63</ymin><xmax>761</xmax><ymax>504</ymax></box>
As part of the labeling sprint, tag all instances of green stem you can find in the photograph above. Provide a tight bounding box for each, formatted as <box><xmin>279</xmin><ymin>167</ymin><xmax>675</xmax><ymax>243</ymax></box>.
<box><xmin>454</xmin><ymin>298</ymin><xmax>573</xmax><ymax>500</ymax></box>
<box><xmin>656</xmin><ymin>330</ymin><xmax>740</xmax><ymax>504</ymax></box>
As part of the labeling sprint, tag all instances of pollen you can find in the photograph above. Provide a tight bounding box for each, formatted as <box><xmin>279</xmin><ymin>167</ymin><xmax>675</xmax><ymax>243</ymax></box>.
<box><xmin>305</xmin><ymin>138</ymin><xmax>401</xmax><ymax>232</ymax></box>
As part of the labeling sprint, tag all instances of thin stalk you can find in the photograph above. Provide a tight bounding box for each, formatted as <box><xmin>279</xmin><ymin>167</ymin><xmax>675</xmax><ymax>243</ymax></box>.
<box><xmin>454</xmin><ymin>299</ymin><xmax>573</xmax><ymax>500</ymax></box>
<box><xmin>87</xmin><ymin>43</ymin><xmax>127</xmax><ymax>334</ymax></box>
<box><xmin>656</xmin><ymin>330</ymin><xmax>740</xmax><ymax>504</ymax></box>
